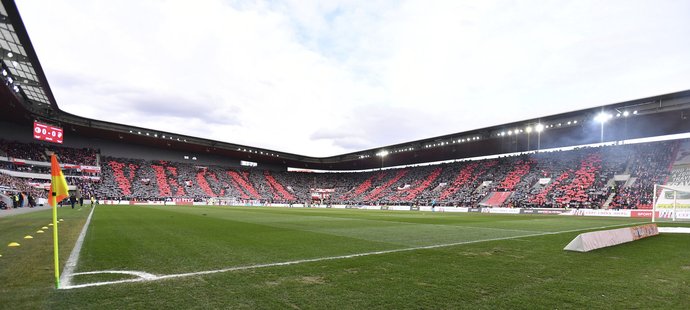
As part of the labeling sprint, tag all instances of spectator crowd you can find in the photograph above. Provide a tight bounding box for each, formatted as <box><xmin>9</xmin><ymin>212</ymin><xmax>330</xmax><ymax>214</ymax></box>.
<box><xmin>0</xmin><ymin>138</ymin><xmax>681</xmax><ymax>210</ymax></box>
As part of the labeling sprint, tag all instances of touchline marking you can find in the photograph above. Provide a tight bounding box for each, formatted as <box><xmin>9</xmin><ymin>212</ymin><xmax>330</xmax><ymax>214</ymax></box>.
<box><xmin>59</xmin><ymin>206</ymin><xmax>96</xmax><ymax>288</ymax></box>
<box><xmin>59</xmin><ymin>221</ymin><xmax>647</xmax><ymax>290</ymax></box>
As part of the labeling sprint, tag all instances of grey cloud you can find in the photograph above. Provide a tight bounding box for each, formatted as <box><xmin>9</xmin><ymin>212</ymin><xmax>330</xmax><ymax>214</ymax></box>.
<box><xmin>311</xmin><ymin>104</ymin><xmax>458</xmax><ymax>152</ymax></box>
<box><xmin>52</xmin><ymin>72</ymin><xmax>242</xmax><ymax>126</ymax></box>
<box><xmin>116</xmin><ymin>91</ymin><xmax>242</xmax><ymax>126</ymax></box>
<box><xmin>310</xmin><ymin>127</ymin><xmax>371</xmax><ymax>150</ymax></box>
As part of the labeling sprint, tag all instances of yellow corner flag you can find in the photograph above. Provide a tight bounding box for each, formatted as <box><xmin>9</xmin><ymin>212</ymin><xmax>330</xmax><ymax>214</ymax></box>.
<box><xmin>50</xmin><ymin>154</ymin><xmax>69</xmax><ymax>288</ymax></box>
<box><xmin>49</xmin><ymin>154</ymin><xmax>70</xmax><ymax>208</ymax></box>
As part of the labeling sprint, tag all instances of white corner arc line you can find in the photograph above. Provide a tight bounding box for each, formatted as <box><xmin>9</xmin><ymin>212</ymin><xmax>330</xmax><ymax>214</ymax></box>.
<box><xmin>59</xmin><ymin>206</ymin><xmax>96</xmax><ymax>288</ymax></box>
<box><xmin>58</xmin><ymin>221</ymin><xmax>647</xmax><ymax>290</ymax></box>
<box><xmin>72</xmin><ymin>270</ymin><xmax>158</xmax><ymax>279</ymax></box>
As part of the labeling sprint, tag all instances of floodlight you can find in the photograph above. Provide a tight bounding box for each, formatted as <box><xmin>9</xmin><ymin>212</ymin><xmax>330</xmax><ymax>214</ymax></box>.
<box><xmin>633</xmin><ymin>110</ymin><xmax>638</xmax><ymax>114</ymax></box>
<box><xmin>623</xmin><ymin>111</ymin><xmax>630</xmax><ymax>117</ymax></box>
<box><xmin>526</xmin><ymin>126</ymin><xmax>533</xmax><ymax>133</ymax></box>
<box><xmin>1</xmin><ymin>69</ymin><xmax>6</xmax><ymax>76</ymax></box>
<box><xmin>616</xmin><ymin>113</ymin><xmax>621</xmax><ymax>117</ymax></box>
<box><xmin>535</xmin><ymin>123</ymin><xmax>544</xmax><ymax>132</ymax></box>
<box><xmin>595</xmin><ymin>112</ymin><xmax>612</xmax><ymax>123</ymax></box>
<box><xmin>574</xmin><ymin>120</ymin><xmax>578</xmax><ymax>124</ymax></box>
<box><xmin>377</xmin><ymin>150</ymin><xmax>389</xmax><ymax>157</ymax></box>
<box><xmin>6</xmin><ymin>52</ymin><xmax>12</xmax><ymax>58</ymax></box>
<box><xmin>508</xmin><ymin>130</ymin><xmax>512</xmax><ymax>135</ymax></box>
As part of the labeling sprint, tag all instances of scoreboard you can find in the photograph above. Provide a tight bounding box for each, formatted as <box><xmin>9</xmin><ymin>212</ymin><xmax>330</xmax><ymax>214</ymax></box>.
<box><xmin>33</xmin><ymin>121</ymin><xmax>64</xmax><ymax>144</ymax></box>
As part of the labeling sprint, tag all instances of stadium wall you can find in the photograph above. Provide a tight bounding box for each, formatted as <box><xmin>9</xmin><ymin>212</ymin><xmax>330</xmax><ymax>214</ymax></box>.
<box><xmin>0</xmin><ymin>121</ymin><xmax>32</xmax><ymax>142</ymax></box>
<box><xmin>0</xmin><ymin>121</ymin><xmax>288</xmax><ymax>170</ymax></box>
<box><xmin>94</xmin><ymin>202</ymin><xmax>689</xmax><ymax>220</ymax></box>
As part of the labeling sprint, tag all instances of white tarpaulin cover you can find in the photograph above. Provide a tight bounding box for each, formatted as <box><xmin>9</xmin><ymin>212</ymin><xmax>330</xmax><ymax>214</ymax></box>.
<box><xmin>564</xmin><ymin>224</ymin><xmax>659</xmax><ymax>252</ymax></box>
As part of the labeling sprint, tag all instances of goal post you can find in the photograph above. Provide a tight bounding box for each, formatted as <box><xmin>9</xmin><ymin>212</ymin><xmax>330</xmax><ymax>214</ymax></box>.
<box><xmin>652</xmin><ymin>184</ymin><xmax>690</xmax><ymax>222</ymax></box>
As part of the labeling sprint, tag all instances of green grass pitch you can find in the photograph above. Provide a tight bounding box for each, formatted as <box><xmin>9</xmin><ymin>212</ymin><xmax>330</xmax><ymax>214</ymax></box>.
<box><xmin>1</xmin><ymin>205</ymin><xmax>689</xmax><ymax>309</ymax></box>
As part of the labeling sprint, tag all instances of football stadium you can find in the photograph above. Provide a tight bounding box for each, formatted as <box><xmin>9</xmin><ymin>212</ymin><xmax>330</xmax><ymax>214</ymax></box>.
<box><xmin>1</xmin><ymin>0</ymin><xmax>690</xmax><ymax>308</ymax></box>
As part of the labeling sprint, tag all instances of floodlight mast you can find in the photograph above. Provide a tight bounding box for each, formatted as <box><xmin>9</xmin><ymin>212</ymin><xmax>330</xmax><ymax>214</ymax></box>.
<box><xmin>535</xmin><ymin>123</ymin><xmax>544</xmax><ymax>150</ymax></box>
<box><xmin>376</xmin><ymin>150</ymin><xmax>389</xmax><ymax>170</ymax></box>
<box><xmin>596</xmin><ymin>111</ymin><xmax>611</xmax><ymax>143</ymax></box>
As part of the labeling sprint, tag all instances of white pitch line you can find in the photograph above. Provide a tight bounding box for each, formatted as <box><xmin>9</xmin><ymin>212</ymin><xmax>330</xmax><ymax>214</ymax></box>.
<box><xmin>58</xmin><ymin>221</ymin><xmax>647</xmax><ymax>290</ymax></box>
<box><xmin>59</xmin><ymin>206</ymin><xmax>96</xmax><ymax>288</ymax></box>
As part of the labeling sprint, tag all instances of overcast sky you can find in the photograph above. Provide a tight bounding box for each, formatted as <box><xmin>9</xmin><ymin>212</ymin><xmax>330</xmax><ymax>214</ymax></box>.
<box><xmin>15</xmin><ymin>0</ymin><xmax>690</xmax><ymax>157</ymax></box>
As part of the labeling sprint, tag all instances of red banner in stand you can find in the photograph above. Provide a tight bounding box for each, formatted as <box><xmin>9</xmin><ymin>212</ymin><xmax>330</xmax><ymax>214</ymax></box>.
<box><xmin>33</xmin><ymin>121</ymin><xmax>64</xmax><ymax>144</ymax></box>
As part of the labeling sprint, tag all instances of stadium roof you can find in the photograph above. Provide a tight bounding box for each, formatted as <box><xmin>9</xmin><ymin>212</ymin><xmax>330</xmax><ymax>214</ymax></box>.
<box><xmin>0</xmin><ymin>1</ymin><xmax>51</xmax><ymax>107</ymax></box>
<box><xmin>1</xmin><ymin>0</ymin><xmax>690</xmax><ymax>170</ymax></box>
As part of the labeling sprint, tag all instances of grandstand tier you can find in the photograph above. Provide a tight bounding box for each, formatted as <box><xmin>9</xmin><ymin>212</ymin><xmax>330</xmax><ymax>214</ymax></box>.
<box><xmin>0</xmin><ymin>138</ymin><xmax>682</xmax><ymax>209</ymax></box>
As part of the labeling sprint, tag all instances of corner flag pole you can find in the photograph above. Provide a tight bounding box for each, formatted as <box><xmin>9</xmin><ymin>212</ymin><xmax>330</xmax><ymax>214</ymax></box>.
<box><xmin>52</xmin><ymin>194</ymin><xmax>60</xmax><ymax>288</ymax></box>
<box><xmin>49</xmin><ymin>154</ymin><xmax>70</xmax><ymax>289</ymax></box>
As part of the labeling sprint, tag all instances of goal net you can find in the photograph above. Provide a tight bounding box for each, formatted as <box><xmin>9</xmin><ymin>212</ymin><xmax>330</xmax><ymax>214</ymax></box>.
<box><xmin>652</xmin><ymin>184</ymin><xmax>690</xmax><ymax>222</ymax></box>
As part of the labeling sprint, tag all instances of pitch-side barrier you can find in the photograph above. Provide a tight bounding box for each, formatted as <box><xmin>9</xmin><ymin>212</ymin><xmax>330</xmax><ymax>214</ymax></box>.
<box><xmin>98</xmin><ymin>200</ymin><xmax>690</xmax><ymax>220</ymax></box>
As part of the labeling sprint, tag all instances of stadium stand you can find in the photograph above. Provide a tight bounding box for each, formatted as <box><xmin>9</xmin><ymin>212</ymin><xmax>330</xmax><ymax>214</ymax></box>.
<box><xmin>0</xmin><ymin>138</ymin><xmax>682</xmax><ymax>209</ymax></box>
<box><xmin>227</xmin><ymin>170</ymin><xmax>262</xmax><ymax>200</ymax></box>
<box><xmin>0</xmin><ymin>139</ymin><xmax>98</xmax><ymax>165</ymax></box>
<box><xmin>363</xmin><ymin>169</ymin><xmax>409</xmax><ymax>202</ymax></box>
<box><xmin>264</xmin><ymin>171</ymin><xmax>296</xmax><ymax>201</ymax></box>
<box><xmin>608</xmin><ymin>141</ymin><xmax>676</xmax><ymax>209</ymax></box>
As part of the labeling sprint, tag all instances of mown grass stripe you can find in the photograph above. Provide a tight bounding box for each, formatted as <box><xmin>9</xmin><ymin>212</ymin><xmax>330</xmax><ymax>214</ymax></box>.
<box><xmin>60</xmin><ymin>221</ymin><xmax>646</xmax><ymax>290</ymax></box>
